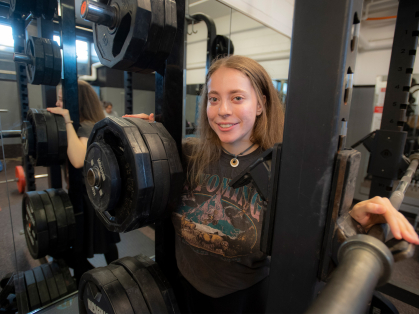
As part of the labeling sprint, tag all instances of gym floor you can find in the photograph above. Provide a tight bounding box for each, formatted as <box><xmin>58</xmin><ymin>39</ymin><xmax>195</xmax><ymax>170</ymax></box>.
<box><xmin>0</xmin><ymin>157</ymin><xmax>418</xmax><ymax>313</ymax></box>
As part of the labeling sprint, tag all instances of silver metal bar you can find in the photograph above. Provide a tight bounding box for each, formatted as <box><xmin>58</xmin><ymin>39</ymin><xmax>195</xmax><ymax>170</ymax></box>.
<box><xmin>306</xmin><ymin>235</ymin><xmax>394</xmax><ymax>314</ymax></box>
<box><xmin>80</xmin><ymin>0</ymin><xmax>117</xmax><ymax>29</ymax></box>
<box><xmin>13</xmin><ymin>53</ymin><xmax>32</xmax><ymax>65</ymax></box>
<box><xmin>0</xmin><ymin>174</ymin><xmax>48</xmax><ymax>185</ymax></box>
<box><xmin>0</xmin><ymin>130</ymin><xmax>21</xmax><ymax>138</ymax></box>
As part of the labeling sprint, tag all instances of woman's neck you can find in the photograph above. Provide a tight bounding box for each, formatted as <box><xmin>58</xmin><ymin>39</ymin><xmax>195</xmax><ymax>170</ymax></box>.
<box><xmin>221</xmin><ymin>141</ymin><xmax>259</xmax><ymax>156</ymax></box>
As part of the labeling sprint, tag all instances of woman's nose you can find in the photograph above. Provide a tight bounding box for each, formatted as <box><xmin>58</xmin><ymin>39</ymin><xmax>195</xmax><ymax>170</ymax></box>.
<box><xmin>218</xmin><ymin>100</ymin><xmax>232</xmax><ymax>116</ymax></box>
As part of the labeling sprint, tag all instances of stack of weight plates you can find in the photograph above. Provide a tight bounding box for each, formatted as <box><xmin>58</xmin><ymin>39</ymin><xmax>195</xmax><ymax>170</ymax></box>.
<box><xmin>89</xmin><ymin>0</ymin><xmax>177</xmax><ymax>73</ymax></box>
<box><xmin>84</xmin><ymin>117</ymin><xmax>183</xmax><ymax>233</ymax></box>
<box><xmin>25</xmin><ymin>36</ymin><xmax>62</xmax><ymax>86</ymax></box>
<box><xmin>23</xmin><ymin>188</ymin><xmax>76</xmax><ymax>259</ymax></box>
<box><xmin>13</xmin><ymin>261</ymin><xmax>77</xmax><ymax>314</ymax></box>
<box><xmin>23</xmin><ymin>109</ymin><xmax>67</xmax><ymax>167</ymax></box>
<box><xmin>79</xmin><ymin>254</ymin><xmax>179</xmax><ymax>314</ymax></box>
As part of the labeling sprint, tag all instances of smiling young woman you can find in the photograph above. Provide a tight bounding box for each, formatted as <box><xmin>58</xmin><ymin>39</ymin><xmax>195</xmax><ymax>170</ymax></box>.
<box><xmin>129</xmin><ymin>55</ymin><xmax>419</xmax><ymax>314</ymax></box>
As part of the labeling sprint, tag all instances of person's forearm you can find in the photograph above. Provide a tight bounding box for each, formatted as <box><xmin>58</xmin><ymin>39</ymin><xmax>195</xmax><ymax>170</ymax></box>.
<box><xmin>66</xmin><ymin>123</ymin><xmax>86</xmax><ymax>169</ymax></box>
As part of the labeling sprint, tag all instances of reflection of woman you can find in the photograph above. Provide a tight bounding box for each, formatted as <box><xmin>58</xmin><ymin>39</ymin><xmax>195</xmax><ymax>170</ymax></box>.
<box><xmin>131</xmin><ymin>55</ymin><xmax>419</xmax><ymax>314</ymax></box>
<box><xmin>48</xmin><ymin>80</ymin><xmax>120</xmax><ymax>281</ymax></box>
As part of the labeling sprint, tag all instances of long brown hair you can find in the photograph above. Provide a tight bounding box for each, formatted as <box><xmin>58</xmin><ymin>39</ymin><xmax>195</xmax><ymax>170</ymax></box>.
<box><xmin>78</xmin><ymin>80</ymin><xmax>105</xmax><ymax>123</ymax></box>
<box><xmin>186</xmin><ymin>55</ymin><xmax>285</xmax><ymax>189</ymax></box>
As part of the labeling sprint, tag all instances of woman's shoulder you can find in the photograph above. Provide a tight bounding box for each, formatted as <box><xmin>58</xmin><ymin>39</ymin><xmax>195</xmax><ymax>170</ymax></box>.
<box><xmin>182</xmin><ymin>137</ymin><xmax>198</xmax><ymax>154</ymax></box>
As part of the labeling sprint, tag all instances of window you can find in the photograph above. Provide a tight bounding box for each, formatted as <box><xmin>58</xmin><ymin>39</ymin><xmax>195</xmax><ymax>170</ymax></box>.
<box><xmin>0</xmin><ymin>25</ymin><xmax>14</xmax><ymax>50</ymax></box>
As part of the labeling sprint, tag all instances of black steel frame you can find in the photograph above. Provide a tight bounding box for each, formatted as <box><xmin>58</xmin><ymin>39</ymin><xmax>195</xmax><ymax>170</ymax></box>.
<box><xmin>266</xmin><ymin>0</ymin><xmax>363</xmax><ymax>312</ymax></box>
<box><xmin>154</xmin><ymin>0</ymin><xmax>186</xmax><ymax>287</ymax></box>
<box><xmin>368</xmin><ymin>0</ymin><xmax>419</xmax><ymax>198</ymax></box>
<box><xmin>10</xmin><ymin>14</ymin><xmax>36</xmax><ymax>192</ymax></box>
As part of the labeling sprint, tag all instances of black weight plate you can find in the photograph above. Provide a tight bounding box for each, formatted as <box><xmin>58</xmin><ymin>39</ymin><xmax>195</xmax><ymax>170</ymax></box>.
<box><xmin>143</xmin><ymin>133</ymin><xmax>167</xmax><ymax>161</ymax></box>
<box><xmin>45</xmin><ymin>189</ymin><xmax>68</xmax><ymax>250</ymax></box>
<box><xmin>151</xmin><ymin>122</ymin><xmax>183</xmax><ymax>177</ymax></box>
<box><xmin>125</xmin><ymin>117</ymin><xmax>157</xmax><ymax>134</ymax></box>
<box><xmin>33</xmin><ymin>266</ymin><xmax>51</xmax><ymax>306</ymax></box>
<box><xmin>149</xmin><ymin>160</ymin><xmax>171</xmax><ymax>222</ymax></box>
<box><xmin>51</xmin><ymin>41</ymin><xmax>62</xmax><ymax>86</ymax></box>
<box><xmin>85</xmin><ymin>117</ymin><xmax>154</xmax><ymax>232</ymax></box>
<box><xmin>132</xmin><ymin>0</ymin><xmax>164</xmax><ymax>73</ymax></box>
<box><xmin>26</xmin><ymin>36</ymin><xmax>45</xmax><ymax>85</ymax></box>
<box><xmin>56</xmin><ymin>189</ymin><xmax>76</xmax><ymax>245</ymax></box>
<box><xmin>24</xmin><ymin>270</ymin><xmax>41</xmax><ymax>311</ymax></box>
<box><xmin>40</xmin><ymin>264</ymin><xmax>60</xmax><ymax>302</ymax></box>
<box><xmin>15</xmin><ymin>272</ymin><xmax>30</xmax><ymax>314</ymax></box>
<box><xmin>23</xmin><ymin>192</ymin><xmax>49</xmax><ymax>259</ymax></box>
<box><xmin>211</xmin><ymin>35</ymin><xmax>234</xmax><ymax>58</ymax></box>
<box><xmin>151</xmin><ymin>123</ymin><xmax>184</xmax><ymax>207</ymax></box>
<box><xmin>148</xmin><ymin>0</ymin><xmax>177</xmax><ymax>71</ymax></box>
<box><xmin>107</xmin><ymin>264</ymin><xmax>150</xmax><ymax>314</ymax></box>
<box><xmin>38</xmin><ymin>191</ymin><xmax>58</xmax><ymax>253</ymax></box>
<box><xmin>85</xmin><ymin>142</ymin><xmax>121</xmax><ymax>214</ymax></box>
<box><xmin>112</xmin><ymin>256</ymin><xmax>168</xmax><ymax>314</ymax></box>
<box><xmin>79</xmin><ymin>267</ymin><xmax>135</xmax><ymax>314</ymax></box>
<box><xmin>135</xmin><ymin>255</ymin><xmax>179</xmax><ymax>314</ymax></box>
<box><xmin>92</xmin><ymin>0</ymin><xmax>151</xmax><ymax>70</ymax></box>
<box><xmin>27</xmin><ymin>109</ymin><xmax>49</xmax><ymax>166</ymax></box>
<box><xmin>0</xmin><ymin>273</ymin><xmax>15</xmax><ymax>307</ymax></box>
<box><xmin>8</xmin><ymin>0</ymin><xmax>33</xmax><ymax>17</ymax></box>
<box><xmin>53</xmin><ymin>114</ymin><xmax>67</xmax><ymax>163</ymax></box>
<box><xmin>41</xmin><ymin>38</ymin><xmax>54</xmax><ymax>86</ymax></box>
<box><xmin>56</xmin><ymin>260</ymin><xmax>77</xmax><ymax>293</ymax></box>
<box><xmin>43</xmin><ymin>111</ymin><xmax>59</xmax><ymax>159</ymax></box>
<box><xmin>49</xmin><ymin>262</ymin><xmax>68</xmax><ymax>297</ymax></box>
<box><xmin>21</xmin><ymin>121</ymin><xmax>35</xmax><ymax>158</ymax></box>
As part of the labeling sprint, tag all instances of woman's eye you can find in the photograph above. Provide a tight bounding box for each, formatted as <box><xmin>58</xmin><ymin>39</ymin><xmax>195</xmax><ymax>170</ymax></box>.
<box><xmin>234</xmin><ymin>96</ymin><xmax>243</xmax><ymax>101</ymax></box>
<box><xmin>209</xmin><ymin>97</ymin><xmax>218</xmax><ymax>102</ymax></box>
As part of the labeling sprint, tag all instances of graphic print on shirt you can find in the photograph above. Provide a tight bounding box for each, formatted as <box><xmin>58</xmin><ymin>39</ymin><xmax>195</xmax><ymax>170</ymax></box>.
<box><xmin>172</xmin><ymin>173</ymin><xmax>264</xmax><ymax>259</ymax></box>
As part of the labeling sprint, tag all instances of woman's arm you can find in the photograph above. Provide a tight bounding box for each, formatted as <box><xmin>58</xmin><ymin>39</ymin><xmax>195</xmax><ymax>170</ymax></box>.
<box><xmin>350</xmin><ymin>196</ymin><xmax>419</xmax><ymax>244</ymax></box>
<box><xmin>47</xmin><ymin>107</ymin><xmax>87</xmax><ymax>169</ymax></box>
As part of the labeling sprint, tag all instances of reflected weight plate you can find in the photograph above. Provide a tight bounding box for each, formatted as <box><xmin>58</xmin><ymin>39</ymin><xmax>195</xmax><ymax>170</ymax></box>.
<box><xmin>40</xmin><ymin>264</ymin><xmax>60</xmax><ymax>302</ymax></box>
<box><xmin>51</xmin><ymin>40</ymin><xmax>62</xmax><ymax>86</ymax></box>
<box><xmin>85</xmin><ymin>142</ymin><xmax>121</xmax><ymax>213</ymax></box>
<box><xmin>15</xmin><ymin>272</ymin><xmax>29</xmax><ymax>314</ymax></box>
<box><xmin>56</xmin><ymin>189</ymin><xmax>76</xmax><ymax>245</ymax></box>
<box><xmin>54</xmin><ymin>114</ymin><xmax>67</xmax><ymax>162</ymax></box>
<box><xmin>15</xmin><ymin>165</ymin><xmax>26</xmax><ymax>194</ymax></box>
<box><xmin>24</xmin><ymin>270</ymin><xmax>41</xmax><ymax>311</ymax></box>
<box><xmin>49</xmin><ymin>262</ymin><xmax>68</xmax><ymax>297</ymax></box>
<box><xmin>38</xmin><ymin>191</ymin><xmax>58</xmax><ymax>253</ymax></box>
<box><xmin>27</xmin><ymin>109</ymin><xmax>49</xmax><ymax>166</ymax></box>
<box><xmin>41</xmin><ymin>38</ymin><xmax>54</xmax><ymax>86</ymax></box>
<box><xmin>112</xmin><ymin>256</ymin><xmax>168</xmax><ymax>314</ymax></box>
<box><xmin>45</xmin><ymin>189</ymin><xmax>68</xmax><ymax>250</ymax></box>
<box><xmin>107</xmin><ymin>264</ymin><xmax>150</xmax><ymax>314</ymax></box>
<box><xmin>44</xmin><ymin>111</ymin><xmax>59</xmax><ymax>160</ymax></box>
<box><xmin>26</xmin><ymin>36</ymin><xmax>45</xmax><ymax>85</ymax></box>
<box><xmin>23</xmin><ymin>192</ymin><xmax>49</xmax><ymax>259</ymax></box>
<box><xmin>79</xmin><ymin>268</ymin><xmax>135</xmax><ymax>314</ymax></box>
<box><xmin>57</xmin><ymin>259</ymin><xmax>77</xmax><ymax>293</ymax></box>
<box><xmin>33</xmin><ymin>266</ymin><xmax>51</xmax><ymax>306</ymax></box>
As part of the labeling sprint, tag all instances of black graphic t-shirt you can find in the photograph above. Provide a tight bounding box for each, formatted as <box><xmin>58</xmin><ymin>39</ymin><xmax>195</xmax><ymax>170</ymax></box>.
<box><xmin>172</xmin><ymin>145</ymin><xmax>270</xmax><ymax>298</ymax></box>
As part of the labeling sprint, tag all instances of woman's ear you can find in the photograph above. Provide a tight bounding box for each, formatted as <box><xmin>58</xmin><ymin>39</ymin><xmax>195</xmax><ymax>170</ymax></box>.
<box><xmin>257</xmin><ymin>95</ymin><xmax>266</xmax><ymax>116</ymax></box>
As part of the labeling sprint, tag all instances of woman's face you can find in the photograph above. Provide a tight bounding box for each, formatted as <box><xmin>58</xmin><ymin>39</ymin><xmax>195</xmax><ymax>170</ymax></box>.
<box><xmin>206</xmin><ymin>67</ymin><xmax>263</xmax><ymax>148</ymax></box>
<box><xmin>56</xmin><ymin>88</ymin><xmax>63</xmax><ymax>108</ymax></box>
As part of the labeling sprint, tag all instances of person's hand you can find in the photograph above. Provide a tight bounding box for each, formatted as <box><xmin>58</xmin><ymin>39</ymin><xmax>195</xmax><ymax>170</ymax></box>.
<box><xmin>47</xmin><ymin>107</ymin><xmax>72</xmax><ymax>124</ymax></box>
<box><xmin>123</xmin><ymin>113</ymin><xmax>155</xmax><ymax>122</ymax></box>
<box><xmin>350</xmin><ymin>196</ymin><xmax>419</xmax><ymax>244</ymax></box>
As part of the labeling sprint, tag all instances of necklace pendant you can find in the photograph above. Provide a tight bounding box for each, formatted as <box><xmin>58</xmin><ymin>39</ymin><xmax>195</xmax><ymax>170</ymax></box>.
<box><xmin>230</xmin><ymin>158</ymin><xmax>239</xmax><ymax>167</ymax></box>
